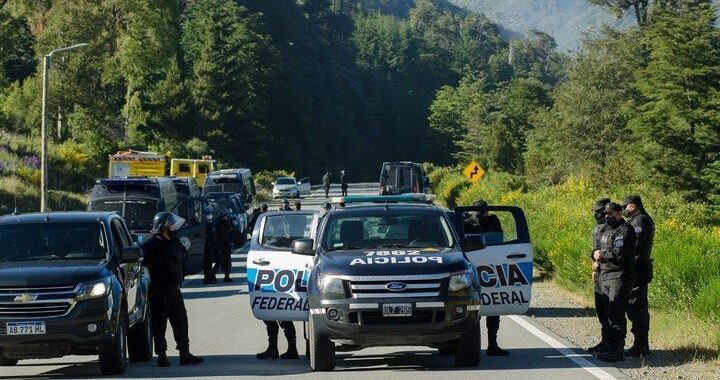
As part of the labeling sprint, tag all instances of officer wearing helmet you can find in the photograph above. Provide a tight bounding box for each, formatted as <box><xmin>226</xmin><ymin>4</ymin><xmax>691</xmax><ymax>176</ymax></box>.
<box><xmin>142</xmin><ymin>212</ymin><xmax>204</xmax><ymax>367</ymax></box>
<box><xmin>294</xmin><ymin>200</ymin><xmax>301</xmax><ymax>211</ymax></box>
<box><xmin>203</xmin><ymin>205</ymin><xmax>218</xmax><ymax>285</ymax></box>
<box><xmin>279</xmin><ymin>199</ymin><xmax>292</xmax><ymax>211</ymax></box>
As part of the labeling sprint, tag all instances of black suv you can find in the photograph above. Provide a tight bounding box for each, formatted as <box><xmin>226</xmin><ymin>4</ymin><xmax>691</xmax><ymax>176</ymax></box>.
<box><xmin>0</xmin><ymin>212</ymin><xmax>152</xmax><ymax>375</ymax></box>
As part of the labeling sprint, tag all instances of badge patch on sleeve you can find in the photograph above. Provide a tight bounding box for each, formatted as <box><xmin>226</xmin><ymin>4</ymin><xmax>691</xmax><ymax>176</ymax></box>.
<box><xmin>635</xmin><ymin>226</ymin><xmax>642</xmax><ymax>234</ymax></box>
<box><xmin>614</xmin><ymin>239</ymin><xmax>624</xmax><ymax>248</ymax></box>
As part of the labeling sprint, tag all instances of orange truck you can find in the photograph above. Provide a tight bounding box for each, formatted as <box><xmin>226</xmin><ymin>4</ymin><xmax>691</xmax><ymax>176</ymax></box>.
<box><xmin>108</xmin><ymin>150</ymin><xmax>167</xmax><ymax>178</ymax></box>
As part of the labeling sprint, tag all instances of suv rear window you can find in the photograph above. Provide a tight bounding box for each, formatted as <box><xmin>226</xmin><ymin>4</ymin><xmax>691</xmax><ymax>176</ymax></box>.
<box><xmin>323</xmin><ymin>210</ymin><xmax>454</xmax><ymax>251</ymax></box>
<box><xmin>0</xmin><ymin>222</ymin><xmax>108</xmax><ymax>262</ymax></box>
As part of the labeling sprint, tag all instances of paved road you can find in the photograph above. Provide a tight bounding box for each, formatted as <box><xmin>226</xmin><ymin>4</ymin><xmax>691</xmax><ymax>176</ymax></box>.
<box><xmin>1</xmin><ymin>185</ymin><xmax>629</xmax><ymax>380</ymax></box>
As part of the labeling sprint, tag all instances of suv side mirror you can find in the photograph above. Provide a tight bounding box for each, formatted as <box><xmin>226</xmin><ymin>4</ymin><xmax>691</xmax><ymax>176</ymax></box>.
<box><xmin>462</xmin><ymin>235</ymin><xmax>486</xmax><ymax>252</ymax></box>
<box><xmin>291</xmin><ymin>238</ymin><xmax>315</xmax><ymax>256</ymax></box>
<box><xmin>121</xmin><ymin>245</ymin><xmax>142</xmax><ymax>263</ymax></box>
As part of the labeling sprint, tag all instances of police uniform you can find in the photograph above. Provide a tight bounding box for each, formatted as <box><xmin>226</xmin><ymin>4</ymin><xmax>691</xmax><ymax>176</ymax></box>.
<box><xmin>214</xmin><ymin>216</ymin><xmax>234</xmax><ymax>282</ymax></box>
<box><xmin>624</xmin><ymin>196</ymin><xmax>655</xmax><ymax>356</ymax></box>
<box><xmin>596</xmin><ymin>204</ymin><xmax>637</xmax><ymax>362</ymax></box>
<box><xmin>203</xmin><ymin>213</ymin><xmax>218</xmax><ymax>284</ymax></box>
<box><xmin>588</xmin><ymin>198</ymin><xmax>610</xmax><ymax>353</ymax></box>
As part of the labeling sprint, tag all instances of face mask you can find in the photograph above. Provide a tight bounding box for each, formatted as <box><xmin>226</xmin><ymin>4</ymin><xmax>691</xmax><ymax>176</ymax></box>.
<box><xmin>622</xmin><ymin>210</ymin><xmax>630</xmax><ymax>218</ymax></box>
<box><xmin>606</xmin><ymin>216</ymin><xmax>620</xmax><ymax>228</ymax></box>
<box><xmin>594</xmin><ymin>212</ymin><xmax>606</xmax><ymax>224</ymax></box>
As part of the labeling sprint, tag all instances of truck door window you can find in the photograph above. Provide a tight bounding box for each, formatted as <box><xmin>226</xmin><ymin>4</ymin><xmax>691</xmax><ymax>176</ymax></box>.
<box><xmin>462</xmin><ymin>210</ymin><xmax>518</xmax><ymax>245</ymax></box>
<box><xmin>260</xmin><ymin>214</ymin><xmax>314</xmax><ymax>250</ymax></box>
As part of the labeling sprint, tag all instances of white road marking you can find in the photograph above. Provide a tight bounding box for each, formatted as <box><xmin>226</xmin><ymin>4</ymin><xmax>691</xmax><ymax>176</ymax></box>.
<box><xmin>509</xmin><ymin>315</ymin><xmax>618</xmax><ymax>380</ymax></box>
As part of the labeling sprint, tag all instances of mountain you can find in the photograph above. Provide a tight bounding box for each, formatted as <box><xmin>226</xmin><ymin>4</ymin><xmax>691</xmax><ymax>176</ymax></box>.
<box><xmin>449</xmin><ymin>0</ymin><xmax>631</xmax><ymax>51</ymax></box>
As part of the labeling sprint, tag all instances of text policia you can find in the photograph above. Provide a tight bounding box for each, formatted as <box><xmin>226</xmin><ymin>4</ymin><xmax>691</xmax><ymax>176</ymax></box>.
<box><xmin>248</xmin><ymin>268</ymin><xmax>309</xmax><ymax>311</ymax></box>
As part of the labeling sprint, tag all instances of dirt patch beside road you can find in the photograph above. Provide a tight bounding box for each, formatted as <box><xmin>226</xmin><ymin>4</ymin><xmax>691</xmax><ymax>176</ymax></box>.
<box><xmin>529</xmin><ymin>279</ymin><xmax>720</xmax><ymax>380</ymax></box>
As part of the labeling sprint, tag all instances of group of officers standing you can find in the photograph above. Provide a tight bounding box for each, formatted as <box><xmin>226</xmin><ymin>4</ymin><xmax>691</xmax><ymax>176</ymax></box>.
<box><xmin>589</xmin><ymin>196</ymin><xmax>655</xmax><ymax>363</ymax></box>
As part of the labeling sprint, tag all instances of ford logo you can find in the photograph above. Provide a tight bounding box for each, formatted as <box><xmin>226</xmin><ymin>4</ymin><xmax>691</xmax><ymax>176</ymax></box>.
<box><xmin>385</xmin><ymin>282</ymin><xmax>407</xmax><ymax>292</ymax></box>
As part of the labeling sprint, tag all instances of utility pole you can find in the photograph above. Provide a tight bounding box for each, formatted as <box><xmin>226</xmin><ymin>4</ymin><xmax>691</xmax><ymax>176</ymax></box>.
<box><xmin>40</xmin><ymin>43</ymin><xmax>88</xmax><ymax>212</ymax></box>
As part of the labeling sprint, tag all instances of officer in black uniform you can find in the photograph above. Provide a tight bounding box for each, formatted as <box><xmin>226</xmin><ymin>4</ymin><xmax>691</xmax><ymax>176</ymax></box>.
<box><xmin>294</xmin><ymin>200</ymin><xmax>302</xmax><ymax>211</ymax></box>
<box><xmin>622</xmin><ymin>195</ymin><xmax>655</xmax><ymax>357</ymax></box>
<box><xmin>203</xmin><ymin>206</ymin><xmax>218</xmax><ymax>285</ymax></box>
<box><xmin>142</xmin><ymin>212</ymin><xmax>204</xmax><ymax>367</ymax></box>
<box><xmin>593</xmin><ymin>202</ymin><xmax>637</xmax><ymax>362</ymax></box>
<box><xmin>213</xmin><ymin>209</ymin><xmax>234</xmax><ymax>283</ymax></box>
<box><xmin>464</xmin><ymin>200</ymin><xmax>509</xmax><ymax>356</ymax></box>
<box><xmin>279</xmin><ymin>199</ymin><xmax>292</xmax><ymax>211</ymax></box>
<box><xmin>340</xmin><ymin>170</ymin><xmax>349</xmax><ymax>197</ymax></box>
<box><xmin>248</xmin><ymin>203</ymin><xmax>268</xmax><ymax>235</ymax></box>
<box><xmin>322</xmin><ymin>171</ymin><xmax>331</xmax><ymax>198</ymax></box>
<box><xmin>588</xmin><ymin>198</ymin><xmax>610</xmax><ymax>353</ymax></box>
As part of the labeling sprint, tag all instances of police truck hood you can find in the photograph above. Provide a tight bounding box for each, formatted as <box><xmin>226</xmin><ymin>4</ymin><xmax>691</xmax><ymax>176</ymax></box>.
<box><xmin>0</xmin><ymin>261</ymin><xmax>110</xmax><ymax>287</ymax></box>
<box><xmin>318</xmin><ymin>248</ymin><xmax>469</xmax><ymax>275</ymax></box>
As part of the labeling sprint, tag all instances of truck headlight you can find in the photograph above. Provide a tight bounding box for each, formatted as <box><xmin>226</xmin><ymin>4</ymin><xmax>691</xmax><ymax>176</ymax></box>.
<box><xmin>317</xmin><ymin>274</ymin><xmax>344</xmax><ymax>295</ymax></box>
<box><xmin>448</xmin><ymin>270</ymin><xmax>474</xmax><ymax>292</ymax></box>
<box><xmin>76</xmin><ymin>278</ymin><xmax>112</xmax><ymax>301</ymax></box>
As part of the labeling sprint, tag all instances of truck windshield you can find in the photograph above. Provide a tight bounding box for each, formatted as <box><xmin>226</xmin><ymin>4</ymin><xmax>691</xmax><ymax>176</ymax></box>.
<box><xmin>275</xmin><ymin>178</ymin><xmax>295</xmax><ymax>185</ymax></box>
<box><xmin>90</xmin><ymin>200</ymin><xmax>157</xmax><ymax>230</ymax></box>
<box><xmin>323</xmin><ymin>210</ymin><xmax>455</xmax><ymax>251</ymax></box>
<box><xmin>0</xmin><ymin>223</ymin><xmax>108</xmax><ymax>262</ymax></box>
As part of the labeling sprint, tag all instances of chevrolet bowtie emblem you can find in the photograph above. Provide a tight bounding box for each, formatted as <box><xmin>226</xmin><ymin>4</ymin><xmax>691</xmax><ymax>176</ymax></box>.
<box><xmin>14</xmin><ymin>293</ymin><xmax>38</xmax><ymax>303</ymax></box>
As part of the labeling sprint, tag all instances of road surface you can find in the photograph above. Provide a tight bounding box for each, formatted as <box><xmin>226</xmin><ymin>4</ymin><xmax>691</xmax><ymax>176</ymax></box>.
<box><xmin>0</xmin><ymin>184</ymin><xmax>629</xmax><ymax>380</ymax></box>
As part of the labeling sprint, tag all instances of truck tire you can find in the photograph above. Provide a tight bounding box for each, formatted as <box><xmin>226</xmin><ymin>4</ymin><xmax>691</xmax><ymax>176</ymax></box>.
<box><xmin>308</xmin><ymin>317</ymin><xmax>335</xmax><ymax>371</ymax></box>
<box><xmin>128</xmin><ymin>309</ymin><xmax>153</xmax><ymax>362</ymax></box>
<box><xmin>99</xmin><ymin>310</ymin><xmax>128</xmax><ymax>375</ymax></box>
<box><xmin>0</xmin><ymin>353</ymin><xmax>18</xmax><ymax>366</ymax></box>
<box><xmin>454</xmin><ymin>319</ymin><xmax>481</xmax><ymax>367</ymax></box>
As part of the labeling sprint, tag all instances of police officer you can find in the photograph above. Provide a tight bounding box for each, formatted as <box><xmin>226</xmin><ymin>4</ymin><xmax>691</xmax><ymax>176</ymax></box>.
<box><xmin>464</xmin><ymin>200</ymin><xmax>508</xmax><ymax>356</ymax></box>
<box><xmin>213</xmin><ymin>209</ymin><xmax>234</xmax><ymax>283</ymax></box>
<box><xmin>294</xmin><ymin>200</ymin><xmax>301</xmax><ymax>211</ymax></box>
<box><xmin>593</xmin><ymin>202</ymin><xmax>637</xmax><ymax>362</ymax></box>
<box><xmin>248</xmin><ymin>203</ymin><xmax>268</xmax><ymax>235</ymax></box>
<box><xmin>322</xmin><ymin>171</ymin><xmax>331</xmax><ymax>198</ymax></box>
<box><xmin>142</xmin><ymin>212</ymin><xmax>204</xmax><ymax>367</ymax></box>
<box><xmin>203</xmin><ymin>206</ymin><xmax>218</xmax><ymax>285</ymax></box>
<box><xmin>588</xmin><ymin>198</ymin><xmax>610</xmax><ymax>353</ymax></box>
<box><xmin>340</xmin><ymin>170</ymin><xmax>349</xmax><ymax>197</ymax></box>
<box><xmin>622</xmin><ymin>195</ymin><xmax>655</xmax><ymax>357</ymax></box>
<box><xmin>279</xmin><ymin>199</ymin><xmax>292</xmax><ymax>211</ymax></box>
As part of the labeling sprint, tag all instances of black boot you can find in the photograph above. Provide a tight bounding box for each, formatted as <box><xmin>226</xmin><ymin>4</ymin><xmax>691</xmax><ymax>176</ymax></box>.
<box><xmin>588</xmin><ymin>340</ymin><xmax>609</xmax><ymax>353</ymax></box>
<box><xmin>179</xmin><ymin>351</ymin><xmax>204</xmax><ymax>365</ymax></box>
<box><xmin>224</xmin><ymin>276</ymin><xmax>233</xmax><ymax>283</ymax></box>
<box><xmin>597</xmin><ymin>351</ymin><xmax>625</xmax><ymax>363</ymax></box>
<box><xmin>626</xmin><ymin>335</ymin><xmax>650</xmax><ymax>357</ymax></box>
<box><xmin>280</xmin><ymin>338</ymin><xmax>299</xmax><ymax>359</ymax></box>
<box><xmin>487</xmin><ymin>334</ymin><xmax>509</xmax><ymax>356</ymax></box>
<box><xmin>256</xmin><ymin>338</ymin><xmax>279</xmax><ymax>360</ymax></box>
<box><xmin>157</xmin><ymin>353</ymin><xmax>170</xmax><ymax>367</ymax></box>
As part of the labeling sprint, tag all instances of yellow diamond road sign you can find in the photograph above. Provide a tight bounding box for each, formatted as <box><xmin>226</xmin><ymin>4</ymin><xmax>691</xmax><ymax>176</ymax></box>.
<box><xmin>463</xmin><ymin>161</ymin><xmax>485</xmax><ymax>183</ymax></box>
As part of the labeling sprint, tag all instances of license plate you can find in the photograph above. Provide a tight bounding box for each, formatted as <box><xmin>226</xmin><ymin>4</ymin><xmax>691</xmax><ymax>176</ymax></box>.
<box><xmin>6</xmin><ymin>322</ymin><xmax>46</xmax><ymax>335</ymax></box>
<box><xmin>382</xmin><ymin>303</ymin><xmax>412</xmax><ymax>317</ymax></box>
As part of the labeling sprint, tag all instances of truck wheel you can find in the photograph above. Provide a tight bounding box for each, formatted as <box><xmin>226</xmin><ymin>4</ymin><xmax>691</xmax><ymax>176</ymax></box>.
<box><xmin>99</xmin><ymin>310</ymin><xmax>128</xmax><ymax>375</ymax></box>
<box><xmin>308</xmin><ymin>317</ymin><xmax>335</xmax><ymax>371</ymax></box>
<box><xmin>0</xmin><ymin>353</ymin><xmax>18</xmax><ymax>366</ymax></box>
<box><xmin>454</xmin><ymin>319</ymin><xmax>481</xmax><ymax>367</ymax></box>
<box><xmin>128</xmin><ymin>309</ymin><xmax>153</xmax><ymax>362</ymax></box>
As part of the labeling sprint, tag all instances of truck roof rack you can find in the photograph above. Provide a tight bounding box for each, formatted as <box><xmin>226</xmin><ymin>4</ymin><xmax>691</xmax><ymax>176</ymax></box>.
<box><xmin>337</xmin><ymin>194</ymin><xmax>435</xmax><ymax>205</ymax></box>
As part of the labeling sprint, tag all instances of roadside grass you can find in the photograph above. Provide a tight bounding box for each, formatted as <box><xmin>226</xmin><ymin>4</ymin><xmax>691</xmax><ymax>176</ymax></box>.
<box><xmin>0</xmin><ymin>176</ymin><xmax>86</xmax><ymax>213</ymax></box>
<box><xmin>429</xmin><ymin>167</ymin><xmax>720</xmax><ymax>356</ymax></box>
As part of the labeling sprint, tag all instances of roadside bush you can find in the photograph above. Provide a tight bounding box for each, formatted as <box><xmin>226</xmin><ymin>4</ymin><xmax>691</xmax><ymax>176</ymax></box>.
<box><xmin>427</xmin><ymin>167</ymin><xmax>720</xmax><ymax>325</ymax></box>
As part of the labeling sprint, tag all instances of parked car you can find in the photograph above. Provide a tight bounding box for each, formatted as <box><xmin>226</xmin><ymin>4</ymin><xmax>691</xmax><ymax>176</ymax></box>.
<box><xmin>273</xmin><ymin>177</ymin><xmax>300</xmax><ymax>199</ymax></box>
<box><xmin>0</xmin><ymin>212</ymin><xmax>152</xmax><ymax>375</ymax></box>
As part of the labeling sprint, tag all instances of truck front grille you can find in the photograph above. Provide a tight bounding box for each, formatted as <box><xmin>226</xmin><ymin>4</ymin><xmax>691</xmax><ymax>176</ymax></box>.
<box><xmin>0</xmin><ymin>285</ymin><xmax>77</xmax><ymax>319</ymax></box>
<box><xmin>0</xmin><ymin>302</ymin><xmax>73</xmax><ymax>318</ymax></box>
<box><xmin>347</xmin><ymin>274</ymin><xmax>446</xmax><ymax>299</ymax></box>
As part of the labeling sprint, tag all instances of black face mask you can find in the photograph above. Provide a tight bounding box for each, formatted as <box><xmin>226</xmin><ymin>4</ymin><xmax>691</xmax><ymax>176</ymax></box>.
<box><xmin>594</xmin><ymin>212</ymin><xmax>606</xmax><ymax>224</ymax></box>
<box><xmin>622</xmin><ymin>210</ymin><xmax>631</xmax><ymax>218</ymax></box>
<box><xmin>606</xmin><ymin>217</ymin><xmax>621</xmax><ymax>228</ymax></box>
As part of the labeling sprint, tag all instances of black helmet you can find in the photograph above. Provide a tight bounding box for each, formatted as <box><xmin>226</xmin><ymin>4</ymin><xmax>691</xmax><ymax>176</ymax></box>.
<box><xmin>220</xmin><ymin>209</ymin><xmax>230</xmax><ymax>218</ymax></box>
<box><xmin>152</xmin><ymin>212</ymin><xmax>185</xmax><ymax>234</ymax></box>
<box><xmin>322</xmin><ymin>202</ymin><xmax>332</xmax><ymax>211</ymax></box>
<box><xmin>261</xmin><ymin>203</ymin><xmax>268</xmax><ymax>212</ymax></box>
<box><xmin>593</xmin><ymin>197</ymin><xmax>611</xmax><ymax>213</ymax></box>
<box><xmin>282</xmin><ymin>199</ymin><xmax>290</xmax><ymax>206</ymax></box>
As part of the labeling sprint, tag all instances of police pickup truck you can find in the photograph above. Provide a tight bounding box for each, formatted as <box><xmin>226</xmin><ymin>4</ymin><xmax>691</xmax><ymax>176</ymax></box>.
<box><xmin>246</xmin><ymin>194</ymin><xmax>533</xmax><ymax>371</ymax></box>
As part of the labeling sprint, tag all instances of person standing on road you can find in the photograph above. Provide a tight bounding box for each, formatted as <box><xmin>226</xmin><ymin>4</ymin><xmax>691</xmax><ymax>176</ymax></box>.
<box><xmin>248</xmin><ymin>203</ymin><xmax>268</xmax><ymax>235</ymax></box>
<box><xmin>142</xmin><ymin>212</ymin><xmax>204</xmax><ymax>367</ymax></box>
<box><xmin>588</xmin><ymin>198</ymin><xmax>610</xmax><ymax>353</ymax></box>
<box><xmin>463</xmin><ymin>200</ymin><xmax>509</xmax><ymax>356</ymax></box>
<box><xmin>340</xmin><ymin>170</ymin><xmax>349</xmax><ymax>197</ymax></box>
<box><xmin>294</xmin><ymin>200</ymin><xmax>301</xmax><ymax>211</ymax></box>
<box><xmin>593</xmin><ymin>202</ymin><xmax>637</xmax><ymax>363</ymax></box>
<box><xmin>622</xmin><ymin>195</ymin><xmax>655</xmax><ymax>357</ymax></box>
<box><xmin>212</xmin><ymin>209</ymin><xmax>234</xmax><ymax>283</ymax></box>
<box><xmin>279</xmin><ymin>199</ymin><xmax>292</xmax><ymax>211</ymax></box>
<box><xmin>203</xmin><ymin>206</ymin><xmax>219</xmax><ymax>285</ymax></box>
<box><xmin>322</xmin><ymin>171</ymin><xmax>331</xmax><ymax>198</ymax></box>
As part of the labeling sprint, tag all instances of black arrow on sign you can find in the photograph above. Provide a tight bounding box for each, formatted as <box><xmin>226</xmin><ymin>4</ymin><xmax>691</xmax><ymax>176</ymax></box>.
<box><xmin>470</xmin><ymin>166</ymin><xmax>479</xmax><ymax>179</ymax></box>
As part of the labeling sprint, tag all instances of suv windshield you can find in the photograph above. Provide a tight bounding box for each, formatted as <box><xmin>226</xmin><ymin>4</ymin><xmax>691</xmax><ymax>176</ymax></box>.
<box><xmin>206</xmin><ymin>196</ymin><xmax>237</xmax><ymax>214</ymax></box>
<box><xmin>0</xmin><ymin>222</ymin><xmax>108</xmax><ymax>262</ymax></box>
<box><xmin>275</xmin><ymin>178</ymin><xmax>295</xmax><ymax>185</ymax></box>
<box><xmin>323</xmin><ymin>210</ymin><xmax>454</xmax><ymax>251</ymax></box>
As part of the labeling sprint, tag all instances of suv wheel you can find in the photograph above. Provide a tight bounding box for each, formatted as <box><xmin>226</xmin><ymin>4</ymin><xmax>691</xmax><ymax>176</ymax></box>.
<box><xmin>454</xmin><ymin>319</ymin><xmax>481</xmax><ymax>367</ymax></box>
<box><xmin>308</xmin><ymin>317</ymin><xmax>335</xmax><ymax>371</ymax></box>
<box><xmin>99</xmin><ymin>310</ymin><xmax>128</xmax><ymax>375</ymax></box>
<box><xmin>128</xmin><ymin>309</ymin><xmax>153</xmax><ymax>362</ymax></box>
<box><xmin>0</xmin><ymin>353</ymin><xmax>18</xmax><ymax>366</ymax></box>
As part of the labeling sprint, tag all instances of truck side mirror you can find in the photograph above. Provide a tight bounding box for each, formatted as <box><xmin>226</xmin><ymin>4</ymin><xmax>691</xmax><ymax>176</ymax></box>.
<box><xmin>462</xmin><ymin>235</ymin><xmax>486</xmax><ymax>252</ymax></box>
<box><xmin>121</xmin><ymin>245</ymin><xmax>142</xmax><ymax>263</ymax></box>
<box><xmin>291</xmin><ymin>238</ymin><xmax>315</xmax><ymax>256</ymax></box>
